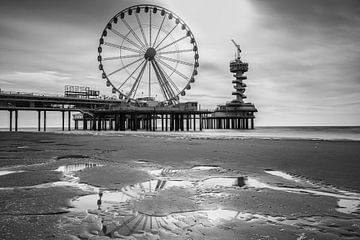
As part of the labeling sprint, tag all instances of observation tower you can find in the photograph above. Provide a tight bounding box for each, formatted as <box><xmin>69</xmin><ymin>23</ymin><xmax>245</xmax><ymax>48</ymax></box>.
<box><xmin>205</xmin><ymin>40</ymin><xmax>257</xmax><ymax>130</ymax></box>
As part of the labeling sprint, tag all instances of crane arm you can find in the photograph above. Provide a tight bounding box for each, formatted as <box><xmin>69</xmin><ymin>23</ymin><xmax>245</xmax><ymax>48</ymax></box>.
<box><xmin>231</xmin><ymin>39</ymin><xmax>241</xmax><ymax>58</ymax></box>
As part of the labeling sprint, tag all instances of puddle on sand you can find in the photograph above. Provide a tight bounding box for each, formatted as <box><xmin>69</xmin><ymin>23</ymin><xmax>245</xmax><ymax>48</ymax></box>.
<box><xmin>191</xmin><ymin>165</ymin><xmax>221</xmax><ymax>171</ymax></box>
<box><xmin>72</xmin><ymin>179</ymin><xmax>193</xmax><ymax>212</ymax></box>
<box><xmin>55</xmin><ymin>163</ymin><xmax>100</xmax><ymax>174</ymax></box>
<box><xmin>202</xmin><ymin>177</ymin><xmax>246</xmax><ymax>188</ymax></box>
<box><xmin>0</xmin><ymin>170</ymin><xmax>24</xmax><ymax>176</ymax></box>
<box><xmin>337</xmin><ymin>199</ymin><xmax>360</xmax><ymax>214</ymax></box>
<box><xmin>148</xmin><ymin>165</ymin><xmax>223</xmax><ymax>177</ymax></box>
<box><xmin>265</xmin><ymin>169</ymin><xmax>300</xmax><ymax>182</ymax></box>
<box><xmin>246</xmin><ymin>176</ymin><xmax>360</xmax><ymax>214</ymax></box>
<box><xmin>148</xmin><ymin>168</ymin><xmax>179</xmax><ymax>176</ymax></box>
<box><xmin>64</xmin><ymin>165</ymin><xmax>360</xmax><ymax>239</ymax></box>
<box><xmin>0</xmin><ymin>163</ymin><xmax>102</xmax><ymax>191</ymax></box>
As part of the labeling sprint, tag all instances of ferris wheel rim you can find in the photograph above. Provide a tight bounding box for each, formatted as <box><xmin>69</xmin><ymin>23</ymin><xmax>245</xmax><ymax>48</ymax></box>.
<box><xmin>97</xmin><ymin>4</ymin><xmax>199</xmax><ymax>104</ymax></box>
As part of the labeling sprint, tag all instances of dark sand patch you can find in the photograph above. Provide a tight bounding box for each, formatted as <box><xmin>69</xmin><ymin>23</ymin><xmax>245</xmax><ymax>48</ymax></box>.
<box><xmin>0</xmin><ymin>187</ymin><xmax>82</xmax><ymax>215</ymax></box>
<box><xmin>0</xmin><ymin>170</ymin><xmax>62</xmax><ymax>188</ymax></box>
<box><xmin>77</xmin><ymin>165</ymin><xmax>151</xmax><ymax>189</ymax></box>
<box><xmin>0</xmin><ymin>186</ymin><xmax>87</xmax><ymax>240</ymax></box>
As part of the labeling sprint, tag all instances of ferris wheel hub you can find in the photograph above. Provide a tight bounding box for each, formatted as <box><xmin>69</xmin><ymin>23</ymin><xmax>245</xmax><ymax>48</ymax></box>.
<box><xmin>144</xmin><ymin>47</ymin><xmax>156</xmax><ymax>61</ymax></box>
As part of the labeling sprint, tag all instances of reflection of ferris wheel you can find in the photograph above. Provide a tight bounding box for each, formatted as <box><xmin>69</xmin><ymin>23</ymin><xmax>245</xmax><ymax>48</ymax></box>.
<box><xmin>98</xmin><ymin>4</ymin><xmax>199</xmax><ymax>105</ymax></box>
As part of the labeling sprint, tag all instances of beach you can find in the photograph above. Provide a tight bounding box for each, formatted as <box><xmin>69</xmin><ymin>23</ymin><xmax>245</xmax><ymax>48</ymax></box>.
<box><xmin>0</xmin><ymin>130</ymin><xmax>359</xmax><ymax>239</ymax></box>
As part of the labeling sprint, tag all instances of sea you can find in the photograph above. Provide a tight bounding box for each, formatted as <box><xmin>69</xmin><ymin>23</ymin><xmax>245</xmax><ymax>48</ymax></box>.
<box><xmin>1</xmin><ymin>126</ymin><xmax>360</xmax><ymax>141</ymax></box>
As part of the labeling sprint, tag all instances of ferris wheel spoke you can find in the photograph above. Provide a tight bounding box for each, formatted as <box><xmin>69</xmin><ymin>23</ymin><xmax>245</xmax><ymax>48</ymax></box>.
<box><xmin>110</xmin><ymin>28</ymin><xmax>143</xmax><ymax>50</ymax></box>
<box><xmin>157</xmin><ymin>58</ymin><xmax>190</xmax><ymax>81</ymax></box>
<box><xmin>150</xmin><ymin>61</ymin><xmax>168</xmax><ymax>100</ymax></box>
<box><xmin>152</xmin><ymin>15</ymin><xmax>166</xmax><ymax>48</ymax></box>
<box><xmin>156</xmin><ymin>35</ymin><xmax>188</xmax><ymax>52</ymax></box>
<box><xmin>158</xmin><ymin>49</ymin><xmax>194</xmax><ymax>55</ymax></box>
<box><xmin>153</xmin><ymin>60</ymin><xmax>177</xmax><ymax>100</ymax></box>
<box><xmin>122</xmin><ymin>18</ymin><xmax>146</xmax><ymax>48</ymax></box>
<box><xmin>103</xmin><ymin>42</ymin><xmax>143</xmax><ymax>54</ymax></box>
<box><xmin>158</xmin><ymin>55</ymin><xmax>194</xmax><ymax>67</ymax></box>
<box><xmin>118</xmin><ymin>59</ymin><xmax>146</xmax><ymax>89</ymax></box>
<box><xmin>103</xmin><ymin>54</ymin><xmax>143</xmax><ymax>61</ymax></box>
<box><xmin>155</xmin><ymin>59</ymin><xmax>181</xmax><ymax>93</ymax></box>
<box><xmin>149</xmin><ymin>11</ymin><xmax>152</xmax><ymax>47</ymax></box>
<box><xmin>154</xmin><ymin>24</ymin><xmax>178</xmax><ymax>50</ymax></box>
<box><xmin>135</xmin><ymin>13</ymin><xmax>149</xmax><ymax>47</ymax></box>
<box><xmin>108</xmin><ymin>57</ymin><xmax>143</xmax><ymax>77</ymax></box>
<box><xmin>151</xmin><ymin>61</ymin><xmax>173</xmax><ymax>101</ymax></box>
<box><xmin>126</xmin><ymin>61</ymin><xmax>148</xmax><ymax>99</ymax></box>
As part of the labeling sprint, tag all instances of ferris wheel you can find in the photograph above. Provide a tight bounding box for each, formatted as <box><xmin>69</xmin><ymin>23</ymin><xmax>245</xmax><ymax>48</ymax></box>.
<box><xmin>97</xmin><ymin>4</ymin><xmax>199</xmax><ymax>105</ymax></box>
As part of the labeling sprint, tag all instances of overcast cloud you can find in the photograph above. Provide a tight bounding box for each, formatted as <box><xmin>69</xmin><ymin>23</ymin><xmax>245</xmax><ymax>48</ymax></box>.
<box><xmin>0</xmin><ymin>0</ymin><xmax>359</xmax><ymax>126</ymax></box>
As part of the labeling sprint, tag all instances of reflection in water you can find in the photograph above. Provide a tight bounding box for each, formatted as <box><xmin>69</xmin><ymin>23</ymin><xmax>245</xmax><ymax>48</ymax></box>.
<box><xmin>72</xmin><ymin>179</ymin><xmax>193</xmax><ymax>211</ymax></box>
<box><xmin>264</xmin><ymin>169</ymin><xmax>300</xmax><ymax>182</ymax></box>
<box><xmin>202</xmin><ymin>177</ymin><xmax>246</xmax><ymax>188</ymax></box>
<box><xmin>191</xmin><ymin>166</ymin><xmax>220</xmax><ymax>171</ymax></box>
<box><xmin>55</xmin><ymin>163</ymin><xmax>100</xmax><ymax>174</ymax></box>
<box><xmin>0</xmin><ymin>170</ymin><xmax>24</xmax><ymax>176</ymax></box>
<box><xmin>66</xmin><ymin>167</ymin><xmax>360</xmax><ymax>239</ymax></box>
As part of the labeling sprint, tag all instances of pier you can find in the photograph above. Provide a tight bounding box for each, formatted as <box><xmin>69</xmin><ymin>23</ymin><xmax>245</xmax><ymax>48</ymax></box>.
<box><xmin>0</xmin><ymin>91</ymin><xmax>212</xmax><ymax>132</ymax></box>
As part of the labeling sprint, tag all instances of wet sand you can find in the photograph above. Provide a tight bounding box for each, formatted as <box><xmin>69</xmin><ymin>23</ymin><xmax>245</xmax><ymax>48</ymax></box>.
<box><xmin>0</xmin><ymin>131</ymin><xmax>359</xmax><ymax>239</ymax></box>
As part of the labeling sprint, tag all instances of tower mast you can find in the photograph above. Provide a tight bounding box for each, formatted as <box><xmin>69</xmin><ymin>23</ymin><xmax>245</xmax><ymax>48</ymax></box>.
<box><xmin>230</xmin><ymin>40</ymin><xmax>248</xmax><ymax>103</ymax></box>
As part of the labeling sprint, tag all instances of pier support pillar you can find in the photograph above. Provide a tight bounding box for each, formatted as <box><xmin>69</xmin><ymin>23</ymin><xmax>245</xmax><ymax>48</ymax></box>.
<box><xmin>193</xmin><ymin>114</ymin><xmax>196</xmax><ymax>131</ymax></box>
<box><xmin>165</xmin><ymin>114</ymin><xmax>168</xmax><ymax>131</ymax></box>
<box><xmin>186</xmin><ymin>115</ymin><xmax>190</xmax><ymax>131</ymax></box>
<box><xmin>9</xmin><ymin>110</ymin><xmax>13</xmax><ymax>132</ymax></box>
<box><xmin>170</xmin><ymin>114</ymin><xmax>174</xmax><ymax>131</ymax></box>
<box><xmin>43</xmin><ymin>111</ymin><xmax>46</xmax><ymax>132</ymax></box>
<box><xmin>199</xmin><ymin>113</ymin><xmax>203</xmax><ymax>131</ymax></box>
<box><xmin>92</xmin><ymin>117</ymin><xmax>96</xmax><ymax>131</ymax></box>
<box><xmin>68</xmin><ymin>111</ymin><xmax>71</xmax><ymax>131</ymax></box>
<box><xmin>153</xmin><ymin>116</ymin><xmax>156</xmax><ymax>131</ymax></box>
<box><xmin>114</xmin><ymin>114</ymin><xmax>119</xmax><ymax>131</ymax></box>
<box><xmin>97</xmin><ymin>116</ymin><xmax>101</xmax><ymax>131</ymax></box>
<box><xmin>161</xmin><ymin>115</ymin><xmax>164</xmax><ymax>131</ymax></box>
<box><xmin>120</xmin><ymin>114</ymin><xmax>126</xmax><ymax>131</ymax></box>
<box><xmin>14</xmin><ymin>110</ymin><xmax>18</xmax><ymax>132</ymax></box>
<box><xmin>61</xmin><ymin>111</ymin><xmax>65</xmax><ymax>131</ymax></box>
<box><xmin>37</xmin><ymin>111</ymin><xmax>41</xmax><ymax>131</ymax></box>
<box><xmin>251</xmin><ymin>118</ymin><xmax>254</xmax><ymax>129</ymax></box>
<box><xmin>83</xmin><ymin>119</ymin><xmax>87</xmax><ymax>130</ymax></box>
<box><xmin>174</xmin><ymin>114</ymin><xmax>179</xmax><ymax>131</ymax></box>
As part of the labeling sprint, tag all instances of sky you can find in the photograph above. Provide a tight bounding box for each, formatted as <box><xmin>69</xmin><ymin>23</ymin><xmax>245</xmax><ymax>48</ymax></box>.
<box><xmin>0</xmin><ymin>0</ymin><xmax>359</xmax><ymax>126</ymax></box>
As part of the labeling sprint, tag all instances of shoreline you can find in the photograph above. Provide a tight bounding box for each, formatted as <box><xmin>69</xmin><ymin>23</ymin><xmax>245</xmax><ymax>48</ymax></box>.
<box><xmin>2</xmin><ymin>128</ymin><xmax>360</xmax><ymax>142</ymax></box>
